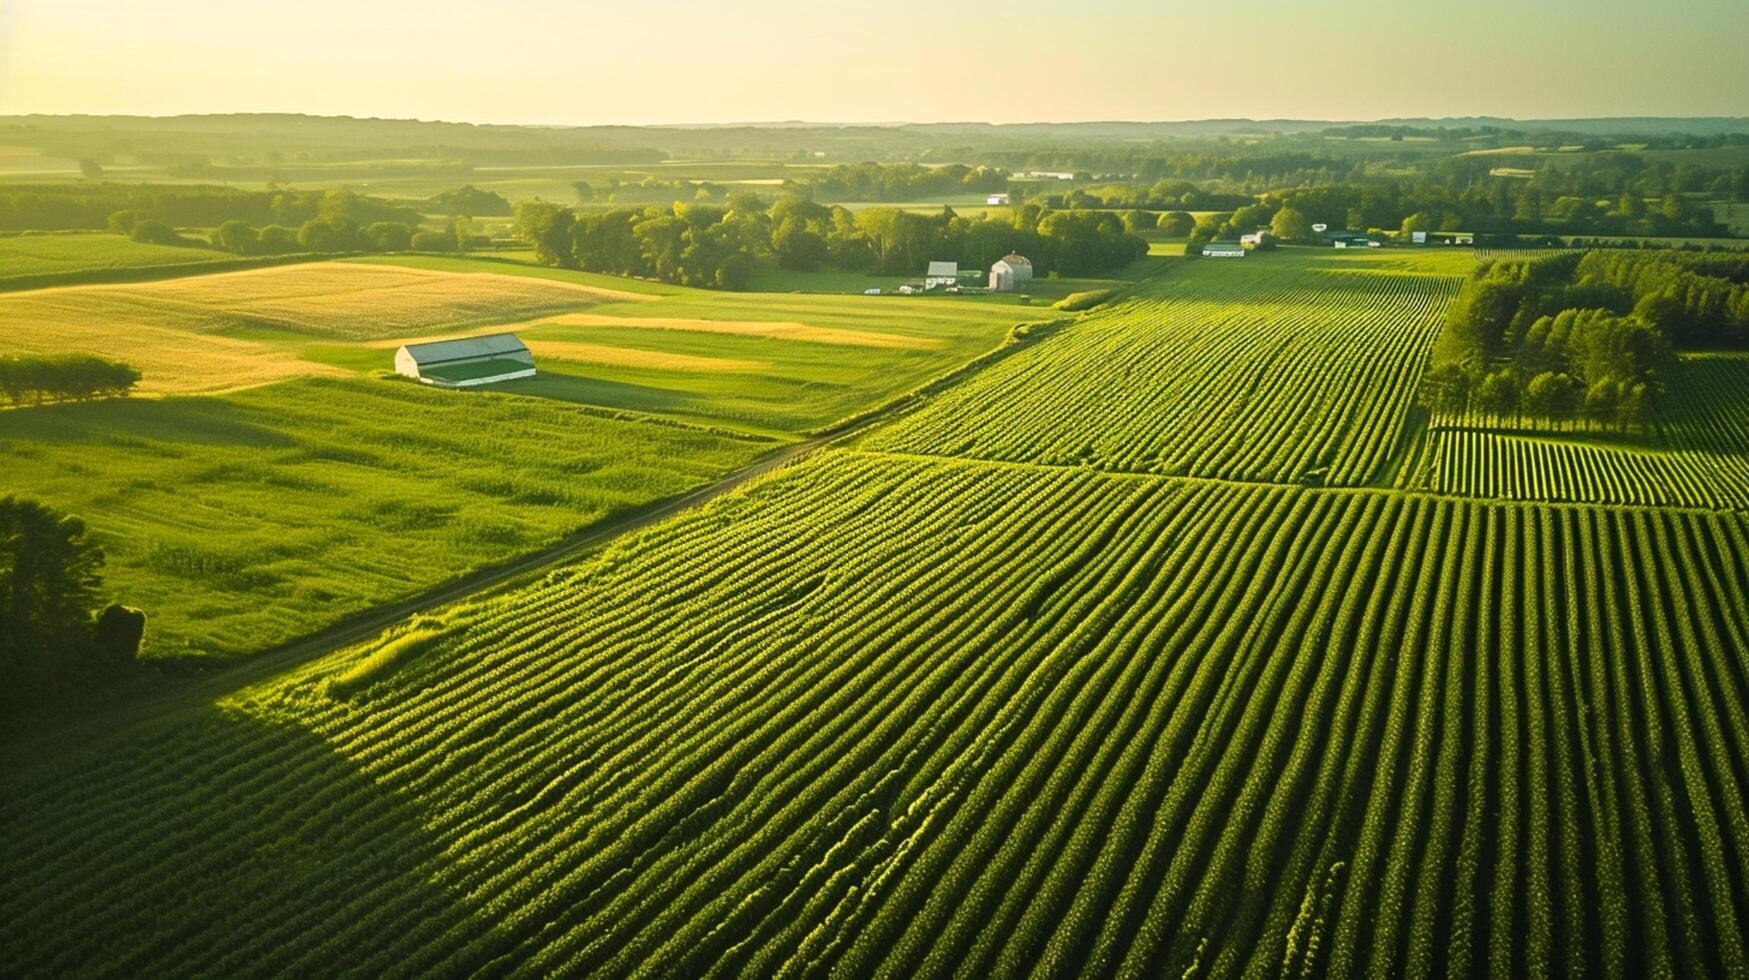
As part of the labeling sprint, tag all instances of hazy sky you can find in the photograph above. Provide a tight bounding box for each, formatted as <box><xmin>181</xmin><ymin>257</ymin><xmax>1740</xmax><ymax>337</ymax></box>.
<box><xmin>2</xmin><ymin>0</ymin><xmax>1746</xmax><ymax>124</ymax></box>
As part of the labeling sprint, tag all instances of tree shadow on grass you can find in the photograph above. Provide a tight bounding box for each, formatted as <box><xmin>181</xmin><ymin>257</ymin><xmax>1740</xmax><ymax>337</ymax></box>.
<box><xmin>0</xmin><ymin>394</ymin><xmax>299</xmax><ymax>450</ymax></box>
<box><xmin>0</xmin><ymin>703</ymin><xmax>468</xmax><ymax>978</ymax></box>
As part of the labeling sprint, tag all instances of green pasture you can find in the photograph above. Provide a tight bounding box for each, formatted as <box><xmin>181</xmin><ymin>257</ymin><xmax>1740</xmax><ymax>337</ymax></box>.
<box><xmin>0</xmin><ymin>232</ymin><xmax>235</xmax><ymax>285</ymax></box>
<box><xmin>0</xmin><ymin>376</ymin><xmax>771</xmax><ymax>661</ymax></box>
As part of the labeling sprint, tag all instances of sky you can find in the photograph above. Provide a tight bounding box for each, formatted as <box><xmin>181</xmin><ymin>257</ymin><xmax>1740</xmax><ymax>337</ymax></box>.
<box><xmin>1</xmin><ymin>0</ymin><xmax>1746</xmax><ymax>125</ymax></box>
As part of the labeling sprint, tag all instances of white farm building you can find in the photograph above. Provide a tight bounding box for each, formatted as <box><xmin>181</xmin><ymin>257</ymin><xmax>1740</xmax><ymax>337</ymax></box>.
<box><xmin>394</xmin><ymin>333</ymin><xmax>536</xmax><ymax>387</ymax></box>
<box><xmin>925</xmin><ymin>261</ymin><xmax>960</xmax><ymax>289</ymax></box>
<box><xmin>988</xmin><ymin>253</ymin><xmax>1034</xmax><ymax>292</ymax></box>
<box><xmin>1201</xmin><ymin>241</ymin><xmax>1247</xmax><ymax>258</ymax></box>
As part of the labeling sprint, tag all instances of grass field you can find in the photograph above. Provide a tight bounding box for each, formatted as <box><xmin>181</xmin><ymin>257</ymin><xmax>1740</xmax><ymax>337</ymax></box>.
<box><xmin>0</xmin><ymin>232</ymin><xmax>235</xmax><ymax>285</ymax></box>
<box><xmin>859</xmin><ymin>249</ymin><xmax>1473</xmax><ymax>486</ymax></box>
<box><xmin>0</xmin><ymin>376</ymin><xmax>771</xmax><ymax>660</ymax></box>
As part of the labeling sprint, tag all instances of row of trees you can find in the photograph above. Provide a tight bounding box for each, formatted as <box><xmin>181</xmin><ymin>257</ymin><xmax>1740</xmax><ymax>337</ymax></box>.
<box><xmin>1</xmin><ymin>497</ymin><xmax>145</xmax><ymax>721</ymax></box>
<box><xmin>0</xmin><ymin>184</ymin><xmax>419</xmax><ymax>233</ymax></box>
<box><xmin>0</xmin><ymin>354</ymin><xmax>140</xmax><ymax>406</ymax></box>
<box><xmin>788</xmin><ymin>163</ymin><xmax>1006</xmax><ymax>202</ymax></box>
<box><xmin>1030</xmin><ymin>180</ymin><xmax>1254</xmax><ymax>214</ymax></box>
<box><xmin>514</xmin><ymin>195</ymin><xmax>1149</xmax><ymax>289</ymax></box>
<box><xmin>206</xmin><ymin>216</ymin><xmax>478</xmax><ymax>256</ymax></box>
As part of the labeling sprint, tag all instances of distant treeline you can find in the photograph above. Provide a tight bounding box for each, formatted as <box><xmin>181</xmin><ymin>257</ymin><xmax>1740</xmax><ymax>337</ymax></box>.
<box><xmin>426</xmin><ymin>185</ymin><xmax>512</xmax><ymax>217</ymax></box>
<box><xmin>1424</xmin><ymin>250</ymin><xmax>1749</xmax><ymax>430</ymax></box>
<box><xmin>0</xmin><ymin>354</ymin><xmax>140</xmax><ymax>406</ymax></box>
<box><xmin>979</xmin><ymin>146</ymin><xmax>1748</xmax><ymax>238</ymax></box>
<box><xmin>515</xmin><ymin>196</ymin><xmax>1148</xmax><ymax>289</ymax></box>
<box><xmin>1030</xmin><ymin>180</ymin><xmax>1255</xmax><ymax>213</ymax></box>
<box><xmin>786</xmin><ymin>163</ymin><xmax>1007</xmax><ymax>202</ymax></box>
<box><xmin>0</xmin><ymin>183</ymin><xmax>421</xmax><ymax>232</ymax></box>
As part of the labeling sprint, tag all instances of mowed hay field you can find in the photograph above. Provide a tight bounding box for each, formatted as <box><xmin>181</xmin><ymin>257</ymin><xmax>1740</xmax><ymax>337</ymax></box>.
<box><xmin>0</xmin><ymin>261</ymin><xmax>645</xmax><ymax>393</ymax></box>
<box><xmin>0</xmin><ymin>376</ymin><xmax>772</xmax><ymax>660</ymax></box>
<box><xmin>6</xmin><ymin>451</ymin><xmax>1749</xmax><ymax>977</ymax></box>
<box><xmin>859</xmin><ymin>250</ymin><xmax>1473</xmax><ymax>485</ymax></box>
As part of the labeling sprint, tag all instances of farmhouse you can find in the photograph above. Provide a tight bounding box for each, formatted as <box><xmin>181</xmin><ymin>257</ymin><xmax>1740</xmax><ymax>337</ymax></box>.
<box><xmin>1201</xmin><ymin>241</ymin><xmax>1247</xmax><ymax>258</ymax></box>
<box><xmin>925</xmin><ymin>261</ymin><xmax>959</xmax><ymax>289</ymax></box>
<box><xmin>394</xmin><ymin>333</ymin><xmax>535</xmax><ymax>387</ymax></box>
<box><xmin>986</xmin><ymin>193</ymin><xmax>1010</xmax><ymax>205</ymax></box>
<box><xmin>988</xmin><ymin>253</ymin><xmax>1034</xmax><ymax>291</ymax></box>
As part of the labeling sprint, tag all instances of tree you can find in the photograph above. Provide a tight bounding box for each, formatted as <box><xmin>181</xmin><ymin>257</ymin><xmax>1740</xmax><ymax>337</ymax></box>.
<box><xmin>106</xmin><ymin>210</ymin><xmax>144</xmax><ymax>236</ymax></box>
<box><xmin>1399</xmin><ymin>212</ymin><xmax>1439</xmax><ymax>238</ymax></box>
<box><xmin>1421</xmin><ymin>362</ymin><xmax>1475</xmax><ymax>414</ymax></box>
<box><xmin>1476</xmin><ymin>370</ymin><xmax>1520</xmax><ymax>423</ymax></box>
<box><xmin>572</xmin><ymin>181</ymin><xmax>595</xmax><ymax>203</ymax></box>
<box><xmin>365</xmin><ymin>222</ymin><xmax>413</xmax><ymax>252</ymax></box>
<box><xmin>213</xmin><ymin>220</ymin><xmax>259</xmax><ymax>254</ymax></box>
<box><xmin>1270</xmin><ymin>207</ymin><xmax>1313</xmax><ymax>243</ymax></box>
<box><xmin>1157</xmin><ymin>211</ymin><xmax>1195</xmax><ymax>237</ymax></box>
<box><xmin>258</xmin><ymin>225</ymin><xmax>299</xmax><ymax>254</ymax></box>
<box><xmin>297</xmin><ymin>217</ymin><xmax>359</xmax><ymax>252</ymax></box>
<box><xmin>512</xmin><ymin>201</ymin><xmax>577</xmax><ymax>268</ymax></box>
<box><xmin>773</xmin><ymin>218</ymin><xmax>827</xmax><ymax>271</ymax></box>
<box><xmin>1</xmin><ymin>497</ymin><xmax>142</xmax><ymax>712</ymax></box>
<box><xmin>78</xmin><ymin>158</ymin><xmax>104</xmax><ymax>179</ymax></box>
<box><xmin>1522</xmin><ymin>371</ymin><xmax>1581</xmax><ymax>428</ymax></box>
<box><xmin>1121</xmin><ymin>209</ymin><xmax>1157</xmax><ymax>233</ymax></box>
<box><xmin>129</xmin><ymin>219</ymin><xmax>183</xmax><ymax>246</ymax></box>
<box><xmin>410</xmin><ymin>229</ymin><xmax>457</xmax><ymax>251</ymax></box>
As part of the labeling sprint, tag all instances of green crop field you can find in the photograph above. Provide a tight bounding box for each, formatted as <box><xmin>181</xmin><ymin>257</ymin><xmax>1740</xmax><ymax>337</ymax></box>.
<box><xmin>860</xmin><ymin>250</ymin><xmax>1473</xmax><ymax>485</ymax></box>
<box><xmin>0</xmin><ymin>377</ymin><xmax>771</xmax><ymax>660</ymax></box>
<box><xmin>5</xmin><ymin>245</ymin><xmax>1749</xmax><ymax>977</ymax></box>
<box><xmin>7</xmin><ymin>447</ymin><xmax>1749</xmax><ymax>976</ymax></box>
<box><xmin>0</xmin><ymin>232</ymin><xmax>236</xmax><ymax>285</ymax></box>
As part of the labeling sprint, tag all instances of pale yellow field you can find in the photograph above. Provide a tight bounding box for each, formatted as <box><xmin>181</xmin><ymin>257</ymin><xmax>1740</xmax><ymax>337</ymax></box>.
<box><xmin>538</xmin><ymin>312</ymin><xmax>943</xmax><ymax>349</ymax></box>
<box><xmin>0</xmin><ymin>314</ymin><xmax>341</xmax><ymax>394</ymax></box>
<box><xmin>0</xmin><ymin>262</ymin><xmax>660</xmax><ymax>392</ymax></box>
<box><xmin>3</xmin><ymin>262</ymin><xmax>647</xmax><ymax>341</ymax></box>
<box><xmin>526</xmin><ymin>339</ymin><xmax>766</xmax><ymax>373</ymax></box>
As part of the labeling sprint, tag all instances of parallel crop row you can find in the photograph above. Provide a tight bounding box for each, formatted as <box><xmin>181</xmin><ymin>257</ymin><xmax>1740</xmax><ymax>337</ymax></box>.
<box><xmin>5</xmin><ymin>450</ymin><xmax>1747</xmax><ymax>978</ymax></box>
<box><xmin>861</xmin><ymin>253</ymin><xmax>1464</xmax><ymax>487</ymax></box>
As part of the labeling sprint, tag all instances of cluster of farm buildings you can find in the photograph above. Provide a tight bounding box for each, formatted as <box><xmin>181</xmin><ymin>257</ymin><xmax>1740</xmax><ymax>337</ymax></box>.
<box><xmin>885</xmin><ymin>253</ymin><xmax>1034</xmax><ymax>295</ymax></box>
<box><xmin>1201</xmin><ymin>223</ymin><xmax>1476</xmax><ymax>258</ymax></box>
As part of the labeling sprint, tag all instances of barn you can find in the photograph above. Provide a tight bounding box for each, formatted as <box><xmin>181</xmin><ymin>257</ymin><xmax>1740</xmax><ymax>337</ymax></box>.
<box><xmin>925</xmin><ymin>261</ymin><xmax>960</xmax><ymax>289</ymax></box>
<box><xmin>1201</xmin><ymin>241</ymin><xmax>1247</xmax><ymax>258</ymax></box>
<box><xmin>394</xmin><ymin>333</ymin><xmax>536</xmax><ymax>387</ymax></box>
<box><xmin>988</xmin><ymin>253</ymin><xmax>1034</xmax><ymax>291</ymax></box>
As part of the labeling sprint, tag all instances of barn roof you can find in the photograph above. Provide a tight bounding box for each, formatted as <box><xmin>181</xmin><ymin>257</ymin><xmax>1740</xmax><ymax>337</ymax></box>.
<box><xmin>926</xmin><ymin>261</ymin><xmax>958</xmax><ymax>277</ymax></box>
<box><xmin>399</xmin><ymin>332</ymin><xmax>529</xmax><ymax>366</ymax></box>
<box><xmin>999</xmin><ymin>253</ymin><xmax>1032</xmax><ymax>267</ymax></box>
